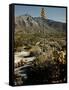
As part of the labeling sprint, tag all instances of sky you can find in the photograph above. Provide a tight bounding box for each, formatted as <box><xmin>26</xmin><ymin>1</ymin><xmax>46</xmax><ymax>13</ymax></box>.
<box><xmin>15</xmin><ymin>5</ymin><xmax>66</xmax><ymax>23</ymax></box>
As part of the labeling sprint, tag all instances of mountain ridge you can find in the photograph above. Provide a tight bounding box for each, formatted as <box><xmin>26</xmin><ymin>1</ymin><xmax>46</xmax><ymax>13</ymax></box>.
<box><xmin>15</xmin><ymin>15</ymin><xmax>66</xmax><ymax>34</ymax></box>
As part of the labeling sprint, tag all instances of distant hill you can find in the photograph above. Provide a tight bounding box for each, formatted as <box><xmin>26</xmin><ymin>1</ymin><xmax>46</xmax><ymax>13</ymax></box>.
<box><xmin>15</xmin><ymin>14</ymin><xmax>66</xmax><ymax>34</ymax></box>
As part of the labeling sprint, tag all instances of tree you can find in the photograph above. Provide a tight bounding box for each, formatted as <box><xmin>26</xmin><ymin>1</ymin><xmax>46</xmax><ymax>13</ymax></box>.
<box><xmin>40</xmin><ymin>8</ymin><xmax>47</xmax><ymax>19</ymax></box>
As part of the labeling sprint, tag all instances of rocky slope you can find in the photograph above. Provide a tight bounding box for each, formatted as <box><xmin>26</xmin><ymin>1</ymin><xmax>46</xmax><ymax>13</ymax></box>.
<box><xmin>15</xmin><ymin>14</ymin><xmax>66</xmax><ymax>34</ymax></box>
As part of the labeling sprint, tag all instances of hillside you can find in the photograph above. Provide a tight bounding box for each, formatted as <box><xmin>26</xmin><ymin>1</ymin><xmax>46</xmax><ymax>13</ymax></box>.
<box><xmin>15</xmin><ymin>14</ymin><xmax>66</xmax><ymax>34</ymax></box>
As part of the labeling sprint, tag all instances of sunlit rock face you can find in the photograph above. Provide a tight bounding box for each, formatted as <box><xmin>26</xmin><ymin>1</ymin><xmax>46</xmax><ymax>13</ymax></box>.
<box><xmin>15</xmin><ymin>14</ymin><xmax>66</xmax><ymax>34</ymax></box>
